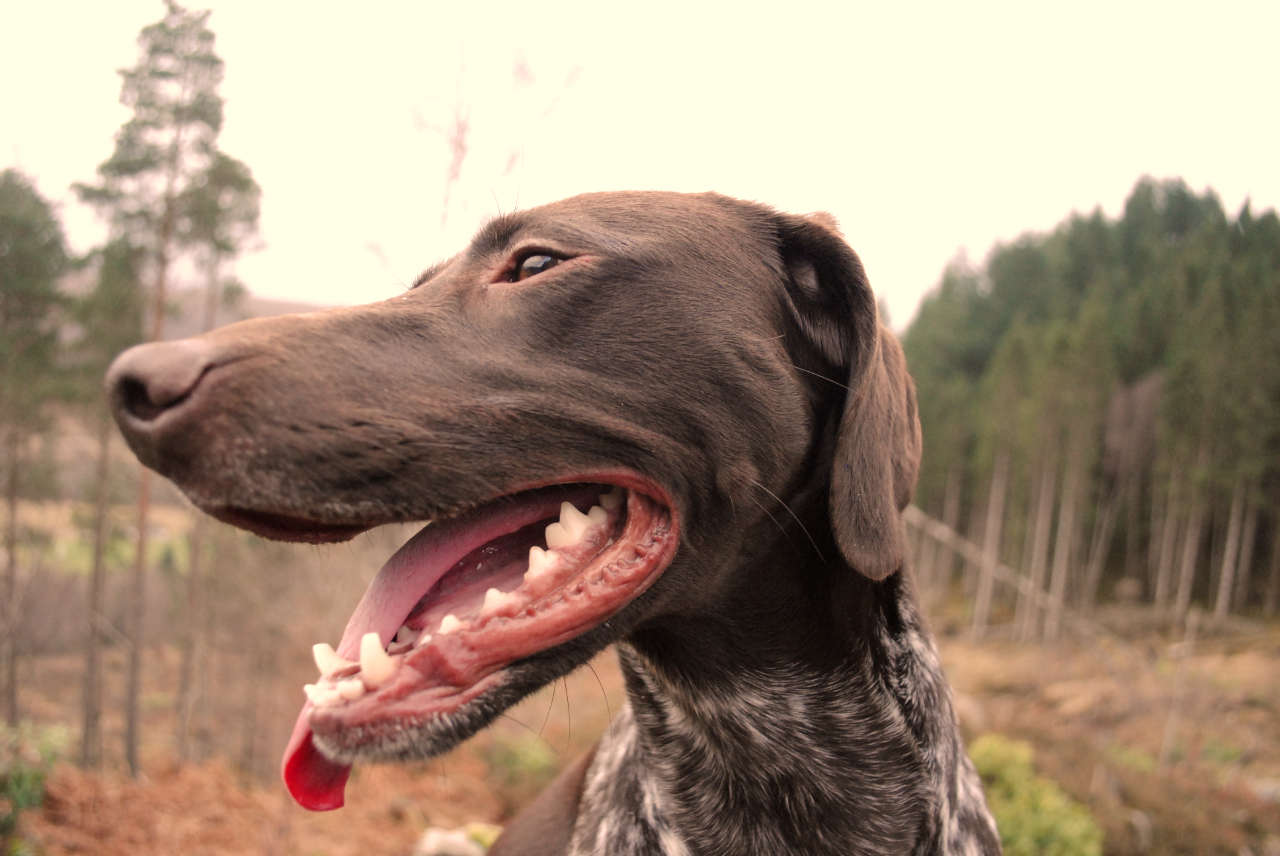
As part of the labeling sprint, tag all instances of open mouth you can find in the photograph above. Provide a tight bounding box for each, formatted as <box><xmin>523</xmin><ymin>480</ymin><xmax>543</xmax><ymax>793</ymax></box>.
<box><xmin>265</xmin><ymin>477</ymin><xmax>677</xmax><ymax>811</ymax></box>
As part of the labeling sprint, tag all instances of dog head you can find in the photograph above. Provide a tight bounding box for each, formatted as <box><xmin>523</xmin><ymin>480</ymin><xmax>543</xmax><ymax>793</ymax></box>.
<box><xmin>105</xmin><ymin>191</ymin><xmax>920</xmax><ymax>809</ymax></box>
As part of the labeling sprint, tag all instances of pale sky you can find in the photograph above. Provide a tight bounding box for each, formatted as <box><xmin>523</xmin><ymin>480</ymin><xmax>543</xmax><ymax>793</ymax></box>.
<box><xmin>3</xmin><ymin>1</ymin><xmax>1277</xmax><ymax>329</ymax></box>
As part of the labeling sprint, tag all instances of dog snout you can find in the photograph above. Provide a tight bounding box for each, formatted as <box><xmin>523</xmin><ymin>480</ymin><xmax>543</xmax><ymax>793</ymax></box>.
<box><xmin>106</xmin><ymin>338</ymin><xmax>214</xmax><ymax>428</ymax></box>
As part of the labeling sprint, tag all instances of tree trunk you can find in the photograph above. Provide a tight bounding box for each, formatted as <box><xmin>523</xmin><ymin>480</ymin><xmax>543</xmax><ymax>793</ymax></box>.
<box><xmin>937</xmin><ymin>464</ymin><xmax>962</xmax><ymax>589</ymax></box>
<box><xmin>1016</xmin><ymin>457</ymin><xmax>1056</xmax><ymax>641</ymax></box>
<box><xmin>1153</xmin><ymin>469</ymin><xmax>1181</xmax><ymax>609</ymax></box>
<box><xmin>3</xmin><ymin>431</ymin><xmax>19</xmax><ymax>726</ymax></box>
<box><xmin>1232</xmin><ymin>495</ymin><xmax>1259</xmax><ymax>612</ymax></box>
<box><xmin>124</xmin><ymin>187</ymin><xmax>175</xmax><ymax>778</ymax></box>
<box><xmin>80</xmin><ymin>415</ymin><xmax>113</xmax><ymax>768</ymax></box>
<box><xmin>915</xmin><ymin>521</ymin><xmax>939</xmax><ymax>603</ymax></box>
<box><xmin>124</xmin><ymin>464</ymin><xmax>151</xmax><ymax>777</ymax></box>
<box><xmin>238</xmin><ymin>646</ymin><xmax>263</xmax><ymax>781</ymax></box>
<box><xmin>1045</xmin><ymin>449</ymin><xmax>1082</xmax><ymax>641</ymax></box>
<box><xmin>175</xmin><ymin>517</ymin><xmax>206</xmax><ymax>760</ymax></box>
<box><xmin>1082</xmin><ymin>493</ymin><xmax>1120</xmax><ymax>608</ymax></box>
<box><xmin>1212</xmin><ymin>479</ymin><xmax>1246</xmax><ymax>622</ymax></box>
<box><xmin>1265</xmin><ymin>525</ymin><xmax>1280</xmax><ymax>618</ymax></box>
<box><xmin>1123</xmin><ymin>465</ymin><xmax>1144</xmax><ymax>583</ymax></box>
<box><xmin>176</xmin><ymin>265</ymin><xmax>222</xmax><ymax>761</ymax></box>
<box><xmin>1174</xmin><ymin>496</ymin><xmax>1207</xmax><ymax>620</ymax></box>
<box><xmin>971</xmin><ymin>450</ymin><xmax>1009</xmax><ymax>637</ymax></box>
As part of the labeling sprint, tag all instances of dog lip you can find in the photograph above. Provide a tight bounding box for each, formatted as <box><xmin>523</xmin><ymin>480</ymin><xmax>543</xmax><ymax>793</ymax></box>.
<box><xmin>209</xmin><ymin>507</ymin><xmax>376</xmax><ymax>544</ymax></box>
<box><xmin>211</xmin><ymin>470</ymin><xmax>674</xmax><ymax>547</ymax></box>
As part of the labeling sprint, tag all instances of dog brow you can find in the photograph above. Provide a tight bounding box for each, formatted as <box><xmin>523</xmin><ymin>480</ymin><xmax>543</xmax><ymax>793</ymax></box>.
<box><xmin>409</xmin><ymin>262</ymin><xmax>446</xmax><ymax>290</ymax></box>
<box><xmin>472</xmin><ymin>212</ymin><xmax>527</xmax><ymax>258</ymax></box>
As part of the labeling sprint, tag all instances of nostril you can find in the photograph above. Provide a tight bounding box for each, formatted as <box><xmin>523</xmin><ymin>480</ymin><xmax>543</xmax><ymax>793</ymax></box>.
<box><xmin>106</xmin><ymin>339</ymin><xmax>215</xmax><ymax>426</ymax></box>
<box><xmin>119</xmin><ymin>375</ymin><xmax>169</xmax><ymax>422</ymax></box>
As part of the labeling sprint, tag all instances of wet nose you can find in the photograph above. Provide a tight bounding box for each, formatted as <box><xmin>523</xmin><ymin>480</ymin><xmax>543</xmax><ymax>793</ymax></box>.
<box><xmin>105</xmin><ymin>339</ymin><xmax>214</xmax><ymax>425</ymax></box>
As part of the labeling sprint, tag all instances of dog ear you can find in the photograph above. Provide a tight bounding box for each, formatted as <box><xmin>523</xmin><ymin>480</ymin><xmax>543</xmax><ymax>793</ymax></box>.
<box><xmin>776</xmin><ymin>213</ymin><xmax>922</xmax><ymax>580</ymax></box>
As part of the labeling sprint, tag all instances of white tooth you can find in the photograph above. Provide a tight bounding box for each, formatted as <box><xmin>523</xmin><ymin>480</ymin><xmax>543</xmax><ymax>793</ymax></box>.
<box><xmin>482</xmin><ymin>586</ymin><xmax>518</xmax><ymax>615</ymax></box>
<box><xmin>393</xmin><ymin>624</ymin><xmax>416</xmax><ymax>645</ymax></box>
<box><xmin>547</xmin><ymin>503</ymin><xmax>590</xmax><ymax>547</ymax></box>
<box><xmin>312</xmin><ymin>642</ymin><xmax>354</xmax><ymax>678</ymax></box>
<box><xmin>337</xmin><ymin>678</ymin><xmax>365</xmax><ymax>701</ymax></box>
<box><xmin>599</xmin><ymin>489</ymin><xmax>623</xmax><ymax>510</ymax></box>
<box><xmin>560</xmin><ymin>501</ymin><xmax>590</xmax><ymax>535</ymax></box>
<box><xmin>587</xmin><ymin>505</ymin><xmax>608</xmax><ymax>526</ymax></box>
<box><xmin>359</xmin><ymin>631</ymin><xmax>397</xmax><ymax>688</ymax></box>
<box><xmin>526</xmin><ymin>546</ymin><xmax>556</xmax><ymax>580</ymax></box>
<box><xmin>438</xmin><ymin>613</ymin><xmax>462</xmax><ymax>634</ymax></box>
<box><xmin>304</xmin><ymin>683</ymin><xmax>341</xmax><ymax>707</ymax></box>
<box><xmin>414</xmin><ymin>632</ymin><xmax>433</xmax><ymax>648</ymax></box>
<box><xmin>545</xmin><ymin>521</ymin><xmax>572</xmax><ymax>548</ymax></box>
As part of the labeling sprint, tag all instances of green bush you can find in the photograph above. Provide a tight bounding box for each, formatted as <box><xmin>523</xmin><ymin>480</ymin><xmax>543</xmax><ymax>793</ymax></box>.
<box><xmin>971</xmin><ymin>734</ymin><xmax>1103</xmax><ymax>856</ymax></box>
<box><xmin>481</xmin><ymin>733</ymin><xmax>558</xmax><ymax>812</ymax></box>
<box><xmin>1</xmin><ymin>722</ymin><xmax>68</xmax><ymax>844</ymax></box>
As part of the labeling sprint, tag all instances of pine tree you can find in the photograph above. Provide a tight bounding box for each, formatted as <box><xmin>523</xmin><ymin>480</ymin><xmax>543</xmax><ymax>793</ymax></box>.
<box><xmin>0</xmin><ymin>169</ymin><xmax>68</xmax><ymax>725</ymax></box>
<box><xmin>75</xmin><ymin>0</ymin><xmax>228</xmax><ymax>776</ymax></box>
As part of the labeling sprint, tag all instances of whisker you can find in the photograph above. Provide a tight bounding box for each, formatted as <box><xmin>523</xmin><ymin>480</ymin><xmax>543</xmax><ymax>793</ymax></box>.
<box><xmin>587</xmin><ymin>660</ymin><xmax>612</xmax><ymax>726</ymax></box>
<box><xmin>498</xmin><ymin>711</ymin><xmax>544</xmax><ymax>740</ymax></box>
<box><xmin>792</xmin><ymin>363</ymin><xmax>852</xmax><ymax>392</ymax></box>
<box><xmin>750</xmin><ymin>479</ymin><xmax>826</xmax><ymax>562</ymax></box>
<box><xmin>747</xmin><ymin>493</ymin><xmax>796</xmax><ymax>551</ymax></box>
<box><xmin>562</xmin><ymin>676</ymin><xmax>572</xmax><ymax>745</ymax></box>
<box><xmin>539</xmin><ymin>679</ymin><xmax>558</xmax><ymax>737</ymax></box>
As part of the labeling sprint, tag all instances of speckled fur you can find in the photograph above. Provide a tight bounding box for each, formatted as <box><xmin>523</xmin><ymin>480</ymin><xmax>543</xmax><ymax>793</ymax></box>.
<box><xmin>567</xmin><ymin>578</ymin><xmax>999</xmax><ymax>856</ymax></box>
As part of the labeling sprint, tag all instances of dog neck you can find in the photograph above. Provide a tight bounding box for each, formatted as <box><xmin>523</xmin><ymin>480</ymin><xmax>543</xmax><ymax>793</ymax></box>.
<box><xmin>568</xmin><ymin>569</ymin><xmax>999</xmax><ymax>856</ymax></box>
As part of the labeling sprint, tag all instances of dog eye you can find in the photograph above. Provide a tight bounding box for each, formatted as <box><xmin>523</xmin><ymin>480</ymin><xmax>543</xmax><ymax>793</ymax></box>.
<box><xmin>511</xmin><ymin>253</ymin><xmax>561</xmax><ymax>282</ymax></box>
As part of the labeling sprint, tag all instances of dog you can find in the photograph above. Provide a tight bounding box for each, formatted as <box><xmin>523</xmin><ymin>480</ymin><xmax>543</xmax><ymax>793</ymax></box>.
<box><xmin>105</xmin><ymin>191</ymin><xmax>1000</xmax><ymax>855</ymax></box>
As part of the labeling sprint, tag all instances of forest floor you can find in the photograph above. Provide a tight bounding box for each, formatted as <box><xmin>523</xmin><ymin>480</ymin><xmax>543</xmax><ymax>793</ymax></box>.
<box><xmin>9</xmin><ymin>607</ymin><xmax>1280</xmax><ymax>856</ymax></box>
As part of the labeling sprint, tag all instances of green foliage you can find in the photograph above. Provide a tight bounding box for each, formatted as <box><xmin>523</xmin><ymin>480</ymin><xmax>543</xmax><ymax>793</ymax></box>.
<box><xmin>1105</xmin><ymin>743</ymin><xmax>1156</xmax><ymax>774</ymax></box>
<box><xmin>904</xmin><ymin>177</ymin><xmax>1280</xmax><ymax>610</ymax></box>
<box><xmin>465</xmin><ymin>822</ymin><xmax>503</xmax><ymax>849</ymax></box>
<box><xmin>971</xmin><ymin>734</ymin><xmax>1103</xmax><ymax>856</ymax></box>
<box><xmin>481</xmin><ymin>733</ymin><xmax>557</xmax><ymax>810</ymax></box>
<box><xmin>0</xmin><ymin>169</ymin><xmax>69</xmax><ymax>440</ymax></box>
<box><xmin>0</xmin><ymin>722</ymin><xmax>69</xmax><ymax>842</ymax></box>
<box><xmin>75</xmin><ymin>1</ymin><xmax>224</xmax><ymax>241</ymax></box>
<box><xmin>65</xmin><ymin>238</ymin><xmax>146</xmax><ymax>405</ymax></box>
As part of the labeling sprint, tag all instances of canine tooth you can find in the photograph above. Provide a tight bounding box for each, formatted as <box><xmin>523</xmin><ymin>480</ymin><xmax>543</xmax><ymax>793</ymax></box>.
<box><xmin>393</xmin><ymin>624</ymin><xmax>416</xmax><ymax>645</ymax></box>
<box><xmin>438</xmin><ymin>614</ymin><xmax>462</xmax><ymax>634</ymax></box>
<box><xmin>599</xmin><ymin>489</ymin><xmax>623</xmax><ymax>510</ymax></box>
<box><xmin>337</xmin><ymin>678</ymin><xmax>365</xmax><ymax>701</ymax></box>
<box><xmin>312</xmin><ymin>642</ymin><xmax>354</xmax><ymax>677</ymax></box>
<box><xmin>560</xmin><ymin>501</ymin><xmax>590</xmax><ymax>531</ymax></box>
<box><xmin>587</xmin><ymin>505</ymin><xmax>608</xmax><ymax>526</ymax></box>
<box><xmin>526</xmin><ymin>546</ymin><xmax>556</xmax><ymax>580</ymax></box>
<box><xmin>547</xmin><ymin>503</ymin><xmax>589</xmax><ymax>547</ymax></box>
<box><xmin>359</xmin><ymin>631</ymin><xmax>397</xmax><ymax>688</ymax></box>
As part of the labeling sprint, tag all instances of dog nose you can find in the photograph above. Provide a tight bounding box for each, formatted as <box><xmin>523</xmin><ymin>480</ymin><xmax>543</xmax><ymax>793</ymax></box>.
<box><xmin>106</xmin><ymin>339</ymin><xmax>214</xmax><ymax>424</ymax></box>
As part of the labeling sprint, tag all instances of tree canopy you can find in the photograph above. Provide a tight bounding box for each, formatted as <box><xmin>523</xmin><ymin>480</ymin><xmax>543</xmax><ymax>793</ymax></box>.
<box><xmin>903</xmin><ymin>177</ymin><xmax>1280</xmax><ymax>615</ymax></box>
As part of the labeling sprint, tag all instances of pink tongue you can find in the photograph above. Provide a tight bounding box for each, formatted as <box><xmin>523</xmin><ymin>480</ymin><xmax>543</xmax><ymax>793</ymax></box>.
<box><xmin>281</xmin><ymin>487</ymin><xmax>597</xmax><ymax>810</ymax></box>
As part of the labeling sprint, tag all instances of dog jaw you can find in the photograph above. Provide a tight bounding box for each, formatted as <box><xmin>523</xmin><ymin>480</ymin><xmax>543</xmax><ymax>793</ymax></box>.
<box><xmin>281</xmin><ymin>479</ymin><xmax>678</xmax><ymax>811</ymax></box>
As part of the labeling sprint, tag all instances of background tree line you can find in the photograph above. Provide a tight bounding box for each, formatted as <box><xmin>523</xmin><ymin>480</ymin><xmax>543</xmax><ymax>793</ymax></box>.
<box><xmin>903</xmin><ymin>177</ymin><xmax>1280</xmax><ymax>635</ymax></box>
<box><xmin>0</xmin><ymin>0</ymin><xmax>262</xmax><ymax>776</ymax></box>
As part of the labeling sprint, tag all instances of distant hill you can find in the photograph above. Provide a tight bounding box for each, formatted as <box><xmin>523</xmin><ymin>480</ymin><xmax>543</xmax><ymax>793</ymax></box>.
<box><xmin>163</xmin><ymin>288</ymin><xmax>324</xmax><ymax>340</ymax></box>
